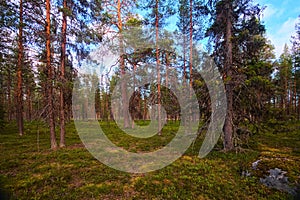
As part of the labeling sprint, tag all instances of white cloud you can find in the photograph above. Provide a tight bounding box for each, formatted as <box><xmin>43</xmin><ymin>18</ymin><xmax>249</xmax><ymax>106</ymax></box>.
<box><xmin>278</xmin><ymin>18</ymin><xmax>297</xmax><ymax>35</ymax></box>
<box><xmin>267</xmin><ymin>17</ymin><xmax>298</xmax><ymax>57</ymax></box>
<box><xmin>262</xmin><ymin>4</ymin><xmax>277</xmax><ymax>20</ymax></box>
<box><xmin>261</xmin><ymin>4</ymin><xmax>285</xmax><ymax>22</ymax></box>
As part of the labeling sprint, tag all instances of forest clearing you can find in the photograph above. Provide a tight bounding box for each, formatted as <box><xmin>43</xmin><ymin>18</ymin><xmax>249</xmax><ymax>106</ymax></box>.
<box><xmin>1</xmin><ymin>0</ymin><xmax>300</xmax><ymax>199</ymax></box>
<box><xmin>0</xmin><ymin>121</ymin><xmax>300</xmax><ymax>199</ymax></box>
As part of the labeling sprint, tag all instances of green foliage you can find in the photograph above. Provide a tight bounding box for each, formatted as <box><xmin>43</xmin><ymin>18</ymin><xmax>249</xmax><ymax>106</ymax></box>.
<box><xmin>126</xmin><ymin>16</ymin><xmax>143</xmax><ymax>27</ymax></box>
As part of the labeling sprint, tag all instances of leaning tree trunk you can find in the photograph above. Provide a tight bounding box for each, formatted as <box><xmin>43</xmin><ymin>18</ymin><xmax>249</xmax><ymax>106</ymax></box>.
<box><xmin>46</xmin><ymin>0</ymin><xmax>57</xmax><ymax>149</ymax></box>
<box><xmin>223</xmin><ymin>1</ymin><xmax>234</xmax><ymax>151</ymax></box>
<box><xmin>16</xmin><ymin>0</ymin><xmax>24</xmax><ymax>136</ymax></box>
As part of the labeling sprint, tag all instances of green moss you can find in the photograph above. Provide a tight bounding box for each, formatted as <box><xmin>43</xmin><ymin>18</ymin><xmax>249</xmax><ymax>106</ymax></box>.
<box><xmin>0</xmin><ymin>120</ymin><xmax>299</xmax><ymax>199</ymax></box>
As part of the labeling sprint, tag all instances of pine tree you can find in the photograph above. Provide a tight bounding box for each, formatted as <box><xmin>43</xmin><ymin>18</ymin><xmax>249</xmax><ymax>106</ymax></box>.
<box><xmin>46</xmin><ymin>0</ymin><xmax>57</xmax><ymax>149</ymax></box>
<box><xmin>291</xmin><ymin>16</ymin><xmax>300</xmax><ymax>119</ymax></box>
<box><xmin>59</xmin><ymin>0</ymin><xmax>68</xmax><ymax>148</ymax></box>
<box><xmin>141</xmin><ymin>0</ymin><xmax>174</xmax><ymax>135</ymax></box>
<box><xmin>276</xmin><ymin>44</ymin><xmax>293</xmax><ymax>118</ymax></box>
<box><xmin>57</xmin><ymin>0</ymin><xmax>102</xmax><ymax>147</ymax></box>
<box><xmin>16</xmin><ymin>0</ymin><xmax>24</xmax><ymax>136</ymax></box>
<box><xmin>0</xmin><ymin>1</ymin><xmax>18</xmax><ymax>124</ymax></box>
<box><xmin>99</xmin><ymin>0</ymin><xmax>138</xmax><ymax>128</ymax></box>
<box><xmin>206</xmin><ymin>0</ymin><xmax>266</xmax><ymax>150</ymax></box>
<box><xmin>177</xmin><ymin>0</ymin><xmax>189</xmax><ymax>83</ymax></box>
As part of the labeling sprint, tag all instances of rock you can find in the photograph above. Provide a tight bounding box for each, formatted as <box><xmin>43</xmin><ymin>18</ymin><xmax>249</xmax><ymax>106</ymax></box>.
<box><xmin>252</xmin><ymin>159</ymin><xmax>261</xmax><ymax>170</ymax></box>
<box><xmin>242</xmin><ymin>170</ymin><xmax>251</xmax><ymax>177</ymax></box>
<box><xmin>260</xmin><ymin>168</ymin><xmax>297</xmax><ymax>195</ymax></box>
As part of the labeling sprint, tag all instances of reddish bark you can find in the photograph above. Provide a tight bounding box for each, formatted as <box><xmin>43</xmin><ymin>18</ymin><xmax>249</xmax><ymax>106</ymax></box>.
<box><xmin>46</xmin><ymin>0</ymin><xmax>57</xmax><ymax>149</ymax></box>
<box><xmin>16</xmin><ymin>0</ymin><xmax>24</xmax><ymax>136</ymax></box>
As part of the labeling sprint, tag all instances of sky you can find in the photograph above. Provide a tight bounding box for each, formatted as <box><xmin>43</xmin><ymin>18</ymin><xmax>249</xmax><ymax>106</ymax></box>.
<box><xmin>81</xmin><ymin>0</ymin><xmax>299</xmax><ymax>71</ymax></box>
<box><xmin>162</xmin><ymin>0</ymin><xmax>300</xmax><ymax>58</ymax></box>
<box><xmin>257</xmin><ymin>0</ymin><xmax>300</xmax><ymax>58</ymax></box>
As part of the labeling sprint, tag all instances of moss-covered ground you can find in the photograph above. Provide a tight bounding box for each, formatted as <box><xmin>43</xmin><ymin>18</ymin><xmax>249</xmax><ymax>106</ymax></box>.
<box><xmin>0</xmin><ymin>120</ymin><xmax>299</xmax><ymax>199</ymax></box>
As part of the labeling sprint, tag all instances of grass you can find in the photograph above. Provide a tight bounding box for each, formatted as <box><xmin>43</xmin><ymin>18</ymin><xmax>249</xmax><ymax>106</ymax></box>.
<box><xmin>0</xmin><ymin>120</ymin><xmax>299</xmax><ymax>199</ymax></box>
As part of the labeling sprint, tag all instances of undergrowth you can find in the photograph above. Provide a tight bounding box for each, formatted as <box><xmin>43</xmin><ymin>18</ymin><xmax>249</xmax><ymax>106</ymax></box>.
<box><xmin>0</xmin><ymin>120</ymin><xmax>299</xmax><ymax>199</ymax></box>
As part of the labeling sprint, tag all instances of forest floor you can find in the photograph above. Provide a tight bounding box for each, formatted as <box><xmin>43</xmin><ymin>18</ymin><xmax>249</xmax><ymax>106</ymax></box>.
<box><xmin>0</xmin><ymin>120</ymin><xmax>300</xmax><ymax>199</ymax></box>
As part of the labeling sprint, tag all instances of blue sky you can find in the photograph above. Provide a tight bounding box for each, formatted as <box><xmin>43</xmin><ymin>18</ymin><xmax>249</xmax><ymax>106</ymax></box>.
<box><xmin>257</xmin><ymin>0</ymin><xmax>300</xmax><ymax>58</ymax></box>
<box><xmin>162</xmin><ymin>0</ymin><xmax>300</xmax><ymax>58</ymax></box>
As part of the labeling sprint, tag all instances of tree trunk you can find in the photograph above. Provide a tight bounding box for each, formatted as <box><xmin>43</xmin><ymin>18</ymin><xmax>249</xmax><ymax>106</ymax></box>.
<box><xmin>7</xmin><ymin>69</ymin><xmax>12</xmax><ymax>121</ymax></box>
<box><xmin>106</xmin><ymin>92</ymin><xmax>109</xmax><ymax>120</ymax></box>
<box><xmin>294</xmin><ymin>66</ymin><xmax>297</xmax><ymax>116</ymax></box>
<box><xmin>59</xmin><ymin>0</ymin><xmax>67</xmax><ymax>148</ymax></box>
<box><xmin>155</xmin><ymin>0</ymin><xmax>162</xmax><ymax>135</ymax></box>
<box><xmin>132</xmin><ymin>63</ymin><xmax>137</xmax><ymax>128</ymax></box>
<box><xmin>285</xmin><ymin>77</ymin><xmax>288</xmax><ymax>117</ymax></box>
<box><xmin>165</xmin><ymin>52</ymin><xmax>169</xmax><ymax>87</ymax></box>
<box><xmin>298</xmin><ymin>93</ymin><xmax>300</xmax><ymax>120</ymax></box>
<box><xmin>117</xmin><ymin>0</ymin><xmax>130</xmax><ymax>128</ymax></box>
<box><xmin>189</xmin><ymin>0</ymin><xmax>193</xmax><ymax>122</ymax></box>
<box><xmin>182</xmin><ymin>33</ymin><xmax>187</xmax><ymax>125</ymax></box>
<box><xmin>46</xmin><ymin>0</ymin><xmax>57</xmax><ymax>150</ymax></box>
<box><xmin>138</xmin><ymin>88</ymin><xmax>142</xmax><ymax>120</ymax></box>
<box><xmin>285</xmin><ymin>75</ymin><xmax>288</xmax><ymax>116</ymax></box>
<box><xmin>26</xmin><ymin>87</ymin><xmax>32</xmax><ymax>121</ymax></box>
<box><xmin>223</xmin><ymin>1</ymin><xmax>234</xmax><ymax>151</ymax></box>
<box><xmin>143</xmin><ymin>97</ymin><xmax>147</xmax><ymax>121</ymax></box>
<box><xmin>100</xmin><ymin>75</ymin><xmax>103</xmax><ymax>120</ymax></box>
<box><xmin>16</xmin><ymin>0</ymin><xmax>24</xmax><ymax>136</ymax></box>
<box><xmin>183</xmin><ymin>34</ymin><xmax>186</xmax><ymax>84</ymax></box>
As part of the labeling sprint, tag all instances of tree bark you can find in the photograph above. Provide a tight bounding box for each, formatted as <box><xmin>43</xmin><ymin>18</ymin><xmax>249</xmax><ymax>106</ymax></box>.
<box><xmin>155</xmin><ymin>0</ymin><xmax>162</xmax><ymax>135</ymax></box>
<box><xmin>143</xmin><ymin>97</ymin><xmax>148</xmax><ymax>121</ymax></box>
<box><xmin>46</xmin><ymin>0</ymin><xmax>57</xmax><ymax>149</ymax></box>
<box><xmin>298</xmin><ymin>92</ymin><xmax>300</xmax><ymax>120</ymax></box>
<box><xmin>59</xmin><ymin>0</ymin><xmax>67</xmax><ymax>148</ymax></box>
<box><xmin>26</xmin><ymin>87</ymin><xmax>32</xmax><ymax>121</ymax></box>
<box><xmin>183</xmin><ymin>34</ymin><xmax>187</xmax><ymax>84</ymax></box>
<box><xmin>16</xmin><ymin>0</ymin><xmax>24</xmax><ymax>136</ymax></box>
<box><xmin>132</xmin><ymin>63</ymin><xmax>137</xmax><ymax>128</ymax></box>
<box><xmin>165</xmin><ymin>53</ymin><xmax>169</xmax><ymax>87</ymax></box>
<box><xmin>7</xmin><ymin>68</ymin><xmax>12</xmax><ymax>121</ymax></box>
<box><xmin>294</xmin><ymin>70</ymin><xmax>297</xmax><ymax>115</ymax></box>
<box><xmin>100</xmin><ymin>75</ymin><xmax>104</xmax><ymax>120</ymax></box>
<box><xmin>284</xmin><ymin>72</ymin><xmax>288</xmax><ymax>116</ymax></box>
<box><xmin>117</xmin><ymin>0</ymin><xmax>130</xmax><ymax>128</ymax></box>
<box><xmin>189</xmin><ymin>0</ymin><xmax>193</xmax><ymax>122</ymax></box>
<box><xmin>223</xmin><ymin>0</ymin><xmax>234</xmax><ymax>151</ymax></box>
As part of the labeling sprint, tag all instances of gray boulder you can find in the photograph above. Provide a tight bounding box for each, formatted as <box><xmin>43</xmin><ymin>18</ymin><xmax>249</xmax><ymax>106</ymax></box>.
<box><xmin>260</xmin><ymin>168</ymin><xmax>296</xmax><ymax>195</ymax></box>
